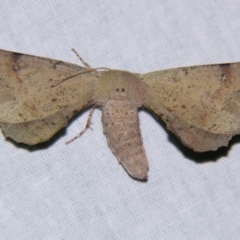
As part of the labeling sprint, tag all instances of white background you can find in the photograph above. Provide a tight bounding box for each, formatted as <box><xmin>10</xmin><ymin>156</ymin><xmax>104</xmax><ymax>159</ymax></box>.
<box><xmin>0</xmin><ymin>1</ymin><xmax>240</xmax><ymax>239</ymax></box>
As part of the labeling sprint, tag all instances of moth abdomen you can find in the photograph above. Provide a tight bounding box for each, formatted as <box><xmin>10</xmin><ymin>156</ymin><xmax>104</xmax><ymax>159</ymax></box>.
<box><xmin>102</xmin><ymin>99</ymin><xmax>148</xmax><ymax>179</ymax></box>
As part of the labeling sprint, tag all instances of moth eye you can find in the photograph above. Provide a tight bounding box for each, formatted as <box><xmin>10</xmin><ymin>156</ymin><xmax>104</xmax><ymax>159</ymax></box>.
<box><xmin>122</xmin><ymin>88</ymin><xmax>125</xmax><ymax>92</ymax></box>
<box><xmin>116</xmin><ymin>88</ymin><xmax>119</xmax><ymax>92</ymax></box>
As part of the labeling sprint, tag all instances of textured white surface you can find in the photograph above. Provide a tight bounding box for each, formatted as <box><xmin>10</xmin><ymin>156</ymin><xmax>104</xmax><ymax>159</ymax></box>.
<box><xmin>0</xmin><ymin>1</ymin><xmax>240</xmax><ymax>239</ymax></box>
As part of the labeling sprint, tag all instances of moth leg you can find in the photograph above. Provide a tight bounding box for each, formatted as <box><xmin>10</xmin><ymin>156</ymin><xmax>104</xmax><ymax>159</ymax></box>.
<box><xmin>71</xmin><ymin>48</ymin><xmax>92</xmax><ymax>68</ymax></box>
<box><xmin>66</xmin><ymin>106</ymin><xmax>95</xmax><ymax>144</ymax></box>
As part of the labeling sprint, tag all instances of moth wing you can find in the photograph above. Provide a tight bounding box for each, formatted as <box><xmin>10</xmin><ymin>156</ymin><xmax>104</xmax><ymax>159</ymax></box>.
<box><xmin>142</xmin><ymin>63</ymin><xmax>240</xmax><ymax>151</ymax></box>
<box><xmin>0</xmin><ymin>49</ymin><xmax>98</xmax><ymax>144</ymax></box>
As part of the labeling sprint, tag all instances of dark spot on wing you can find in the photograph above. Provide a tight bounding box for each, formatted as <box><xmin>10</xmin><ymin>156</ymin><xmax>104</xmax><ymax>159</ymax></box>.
<box><xmin>53</xmin><ymin>61</ymin><xmax>64</xmax><ymax>69</ymax></box>
<box><xmin>12</xmin><ymin>52</ymin><xmax>23</xmax><ymax>61</ymax></box>
<box><xmin>219</xmin><ymin>63</ymin><xmax>231</xmax><ymax>87</ymax></box>
<box><xmin>11</xmin><ymin>52</ymin><xmax>23</xmax><ymax>72</ymax></box>
<box><xmin>219</xmin><ymin>63</ymin><xmax>230</xmax><ymax>68</ymax></box>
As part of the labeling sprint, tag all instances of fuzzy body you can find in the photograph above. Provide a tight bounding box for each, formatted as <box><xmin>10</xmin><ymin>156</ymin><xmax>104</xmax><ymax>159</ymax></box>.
<box><xmin>94</xmin><ymin>70</ymin><xmax>148</xmax><ymax>179</ymax></box>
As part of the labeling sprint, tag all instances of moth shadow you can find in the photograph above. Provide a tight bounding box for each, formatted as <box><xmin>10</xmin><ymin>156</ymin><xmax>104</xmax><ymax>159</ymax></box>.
<box><xmin>146</xmin><ymin>109</ymin><xmax>240</xmax><ymax>163</ymax></box>
<box><xmin>168</xmin><ymin>131</ymin><xmax>240</xmax><ymax>163</ymax></box>
<box><xmin>7</xmin><ymin>107</ymin><xmax>91</xmax><ymax>152</ymax></box>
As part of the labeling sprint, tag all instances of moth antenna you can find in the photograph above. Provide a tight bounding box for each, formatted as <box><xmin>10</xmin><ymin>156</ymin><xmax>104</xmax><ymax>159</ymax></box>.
<box><xmin>51</xmin><ymin>49</ymin><xmax>110</xmax><ymax>88</ymax></box>
<box><xmin>66</xmin><ymin>106</ymin><xmax>95</xmax><ymax>144</ymax></box>
<box><xmin>52</xmin><ymin>67</ymin><xmax>110</xmax><ymax>87</ymax></box>
<box><xmin>71</xmin><ymin>48</ymin><xmax>92</xmax><ymax>68</ymax></box>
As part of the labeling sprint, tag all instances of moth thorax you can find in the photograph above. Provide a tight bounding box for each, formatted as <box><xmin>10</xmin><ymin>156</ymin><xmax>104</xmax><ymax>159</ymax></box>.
<box><xmin>94</xmin><ymin>70</ymin><xmax>148</xmax><ymax>107</ymax></box>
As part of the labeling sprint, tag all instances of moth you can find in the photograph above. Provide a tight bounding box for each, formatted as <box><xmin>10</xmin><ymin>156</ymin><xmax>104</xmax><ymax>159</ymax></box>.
<box><xmin>0</xmin><ymin>49</ymin><xmax>239</xmax><ymax>179</ymax></box>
